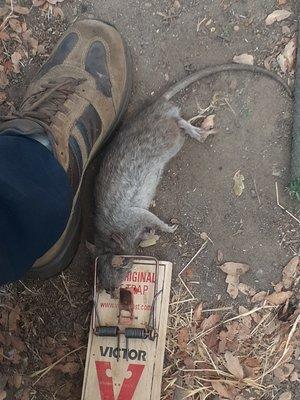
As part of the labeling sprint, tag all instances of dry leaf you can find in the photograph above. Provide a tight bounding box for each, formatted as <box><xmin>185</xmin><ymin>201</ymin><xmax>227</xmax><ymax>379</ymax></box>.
<box><xmin>233</xmin><ymin>170</ymin><xmax>245</xmax><ymax>196</ymax></box>
<box><xmin>11</xmin><ymin>52</ymin><xmax>22</xmax><ymax>73</ymax></box>
<box><xmin>204</xmin><ymin>329</ymin><xmax>219</xmax><ymax>350</ymax></box>
<box><xmin>251</xmin><ymin>291</ymin><xmax>267</xmax><ymax>303</ymax></box>
<box><xmin>0</xmin><ymin>91</ymin><xmax>7</xmax><ymax>104</ymax></box>
<box><xmin>282</xmin><ymin>256</ymin><xmax>299</xmax><ymax>289</ymax></box>
<box><xmin>278</xmin><ymin>392</ymin><xmax>292</xmax><ymax>400</ymax></box>
<box><xmin>244</xmin><ymin>357</ymin><xmax>260</xmax><ymax>368</ymax></box>
<box><xmin>177</xmin><ymin>327</ymin><xmax>189</xmax><ymax>350</ymax></box>
<box><xmin>225</xmin><ymin>274</ymin><xmax>239</xmax><ymax>285</ymax></box>
<box><xmin>13</xmin><ymin>5</ymin><xmax>30</xmax><ymax>15</ymax></box>
<box><xmin>184</xmin><ymin>266</ymin><xmax>193</xmax><ymax>279</ymax></box>
<box><xmin>193</xmin><ymin>303</ymin><xmax>203</xmax><ymax>322</ymax></box>
<box><xmin>56</xmin><ymin>362</ymin><xmax>80</xmax><ymax>374</ymax></box>
<box><xmin>200</xmin><ymin>313</ymin><xmax>221</xmax><ymax>331</ymax></box>
<box><xmin>243</xmin><ymin>365</ymin><xmax>255</xmax><ymax>378</ymax></box>
<box><xmin>220</xmin><ymin>262</ymin><xmax>250</xmax><ymax>276</ymax></box>
<box><xmin>183</xmin><ymin>356</ymin><xmax>194</xmax><ymax>369</ymax></box>
<box><xmin>9</xmin><ymin>19</ymin><xmax>22</xmax><ymax>34</ymax></box>
<box><xmin>0</xmin><ymin>31</ymin><xmax>10</xmax><ymax>41</ymax></box>
<box><xmin>0</xmin><ymin>391</ymin><xmax>6</xmax><ymax>400</ymax></box>
<box><xmin>0</xmin><ymin>6</ymin><xmax>9</xmax><ymax>17</ymax></box>
<box><xmin>201</xmin><ymin>114</ymin><xmax>215</xmax><ymax>130</ymax></box>
<box><xmin>233</xmin><ymin>53</ymin><xmax>254</xmax><ymax>65</ymax></box>
<box><xmin>290</xmin><ymin>370</ymin><xmax>298</xmax><ymax>382</ymax></box>
<box><xmin>264</xmin><ymin>319</ymin><xmax>278</xmax><ymax>335</ymax></box>
<box><xmin>21</xmin><ymin>21</ymin><xmax>27</xmax><ymax>32</ymax></box>
<box><xmin>13</xmin><ymin>373</ymin><xmax>22</xmax><ymax>389</ymax></box>
<box><xmin>227</xmin><ymin>283</ymin><xmax>239</xmax><ymax>299</ymax></box>
<box><xmin>37</xmin><ymin>44</ymin><xmax>46</xmax><ymax>55</ymax></box>
<box><xmin>211</xmin><ymin>381</ymin><xmax>231</xmax><ymax>398</ymax></box>
<box><xmin>53</xmin><ymin>6</ymin><xmax>64</xmax><ymax>18</ymax></box>
<box><xmin>139</xmin><ymin>233</ymin><xmax>160</xmax><ymax>248</ymax></box>
<box><xmin>220</xmin><ymin>262</ymin><xmax>249</xmax><ymax>299</ymax></box>
<box><xmin>224</xmin><ymin>351</ymin><xmax>244</xmax><ymax>379</ymax></box>
<box><xmin>277</xmin><ymin>35</ymin><xmax>297</xmax><ymax>73</ymax></box>
<box><xmin>265</xmin><ymin>291</ymin><xmax>293</xmax><ymax>305</ymax></box>
<box><xmin>274</xmin><ymin>363</ymin><xmax>294</xmax><ymax>382</ymax></box>
<box><xmin>239</xmin><ymin>305</ymin><xmax>249</xmax><ymax>314</ymax></box>
<box><xmin>32</xmin><ymin>0</ymin><xmax>46</xmax><ymax>6</ymax></box>
<box><xmin>10</xmin><ymin>33</ymin><xmax>22</xmax><ymax>44</ymax></box>
<box><xmin>8</xmin><ymin>307</ymin><xmax>20</xmax><ymax>332</ymax></box>
<box><xmin>20</xmin><ymin>388</ymin><xmax>30</xmax><ymax>400</ymax></box>
<box><xmin>10</xmin><ymin>336</ymin><xmax>26</xmax><ymax>352</ymax></box>
<box><xmin>274</xmin><ymin>281</ymin><xmax>284</xmax><ymax>292</ymax></box>
<box><xmin>238</xmin><ymin>283</ymin><xmax>256</xmax><ymax>296</ymax></box>
<box><xmin>265</xmin><ymin>9</ymin><xmax>291</xmax><ymax>25</ymax></box>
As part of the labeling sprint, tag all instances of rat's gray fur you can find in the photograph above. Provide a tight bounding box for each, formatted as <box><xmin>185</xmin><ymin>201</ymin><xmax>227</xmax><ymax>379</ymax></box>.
<box><xmin>94</xmin><ymin>100</ymin><xmax>206</xmax><ymax>292</ymax></box>
<box><xmin>94</xmin><ymin>63</ymin><xmax>292</xmax><ymax>293</ymax></box>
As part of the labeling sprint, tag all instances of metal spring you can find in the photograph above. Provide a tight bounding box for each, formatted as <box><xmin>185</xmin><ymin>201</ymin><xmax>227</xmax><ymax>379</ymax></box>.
<box><xmin>96</xmin><ymin>326</ymin><xmax>119</xmax><ymax>337</ymax></box>
<box><xmin>125</xmin><ymin>328</ymin><xmax>148</xmax><ymax>339</ymax></box>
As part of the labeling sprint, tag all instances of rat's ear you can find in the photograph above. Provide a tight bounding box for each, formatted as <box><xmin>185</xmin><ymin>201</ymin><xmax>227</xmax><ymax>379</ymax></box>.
<box><xmin>110</xmin><ymin>232</ymin><xmax>125</xmax><ymax>250</ymax></box>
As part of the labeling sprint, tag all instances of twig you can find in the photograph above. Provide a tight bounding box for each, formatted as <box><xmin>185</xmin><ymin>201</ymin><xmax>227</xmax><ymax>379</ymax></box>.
<box><xmin>224</xmin><ymin>97</ymin><xmax>236</xmax><ymax>117</ymax></box>
<box><xmin>31</xmin><ymin>346</ymin><xmax>86</xmax><ymax>385</ymax></box>
<box><xmin>196</xmin><ymin>17</ymin><xmax>206</xmax><ymax>32</ymax></box>
<box><xmin>61</xmin><ymin>273</ymin><xmax>75</xmax><ymax>307</ymax></box>
<box><xmin>189</xmin><ymin>305</ymin><xmax>276</xmax><ymax>344</ymax></box>
<box><xmin>252</xmin><ymin>177</ymin><xmax>261</xmax><ymax>206</ymax></box>
<box><xmin>199</xmin><ymin>337</ymin><xmax>221</xmax><ymax>375</ymax></box>
<box><xmin>50</xmin><ymin>280</ymin><xmax>75</xmax><ymax>308</ymax></box>
<box><xmin>18</xmin><ymin>280</ymin><xmax>39</xmax><ymax>295</ymax></box>
<box><xmin>260</xmin><ymin>314</ymin><xmax>300</xmax><ymax>378</ymax></box>
<box><xmin>178</xmin><ymin>240</ymin><xmax>208</xmax><ymax>300</ymax></box>
<box><xmin>275</xmin><ymin>182</ymin><xmax>300</xmax><ymax>224</ymax></box>
<box><xmin>0</xmin><ymin>0</ymin><xmax>14</xmax><ymax>31</ymax></box>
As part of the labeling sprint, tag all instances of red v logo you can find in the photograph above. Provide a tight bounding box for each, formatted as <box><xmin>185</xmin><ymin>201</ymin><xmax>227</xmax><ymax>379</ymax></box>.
<box><xmin>95</xmin><ymin>361</ymin><xmax>145</xmax><ymax>400</ymax></box>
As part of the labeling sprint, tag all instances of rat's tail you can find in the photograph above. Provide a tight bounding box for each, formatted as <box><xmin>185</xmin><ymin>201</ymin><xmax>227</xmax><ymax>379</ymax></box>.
<box><xmin>162</xmin><ymin>63</ymin><xmax>292</xmax><ymax>101</ymax></box>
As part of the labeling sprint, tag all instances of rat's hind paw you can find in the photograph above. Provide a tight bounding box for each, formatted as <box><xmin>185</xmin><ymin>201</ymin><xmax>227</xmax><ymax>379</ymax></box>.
<box><xmin>165</xmin><ymin>223</ymin><xmax>178</xmax><ymax>233</ymax></box>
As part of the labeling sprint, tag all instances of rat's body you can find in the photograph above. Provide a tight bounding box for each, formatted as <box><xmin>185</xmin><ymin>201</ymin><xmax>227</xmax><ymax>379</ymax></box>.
<box><xmin>94</xmin><ymin>63</ymin><xmax>292</xmax><ymax>292</ymax></box>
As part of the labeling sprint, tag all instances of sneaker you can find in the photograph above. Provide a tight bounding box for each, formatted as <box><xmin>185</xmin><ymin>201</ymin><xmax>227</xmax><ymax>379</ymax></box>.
<box><xmin>0</xmin><ymin>19</ymin><xmax>132</xmax><ymax>278</ymax></box>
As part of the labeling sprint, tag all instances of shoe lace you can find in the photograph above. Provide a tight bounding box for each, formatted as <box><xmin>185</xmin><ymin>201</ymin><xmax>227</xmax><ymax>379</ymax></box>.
<box><xmin>1</xmin><ymin>77</ymin><xmax>85</xmax><ymax>133</ymax></box>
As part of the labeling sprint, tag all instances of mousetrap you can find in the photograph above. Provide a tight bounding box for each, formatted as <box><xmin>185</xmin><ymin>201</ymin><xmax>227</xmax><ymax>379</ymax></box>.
<box><xmin>81</xmin><ymin>256</ymin><xmax>172</xmax><ymax>400</ymax></box>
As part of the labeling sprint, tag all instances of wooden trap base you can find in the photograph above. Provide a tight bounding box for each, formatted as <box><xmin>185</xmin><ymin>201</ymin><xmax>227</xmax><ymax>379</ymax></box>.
<box><xmin>81</xmin><ymin>258</ymin><xmax>172</xmax><ymax>400</ymax></box>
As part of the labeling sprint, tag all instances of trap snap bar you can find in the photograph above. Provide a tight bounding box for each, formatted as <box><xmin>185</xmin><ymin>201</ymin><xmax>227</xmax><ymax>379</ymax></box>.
<box><xmin>81</xmin><ymin>256</ymin><xmax>172</xmax><ymax>400</ymax></box>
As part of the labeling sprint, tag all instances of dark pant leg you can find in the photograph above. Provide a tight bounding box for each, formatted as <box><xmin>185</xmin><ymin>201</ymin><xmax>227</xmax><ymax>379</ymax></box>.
<box><xmin>0</xmin><ymin>132</ymin><xmax>72</xmax><ymax>285</ymax></box>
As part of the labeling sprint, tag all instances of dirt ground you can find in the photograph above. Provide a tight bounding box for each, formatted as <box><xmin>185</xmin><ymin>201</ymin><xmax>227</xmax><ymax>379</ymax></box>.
<box><xmin>1</xmin><ymin>0</ymin><xmax>300</xmax><ymax>399</ymax></box>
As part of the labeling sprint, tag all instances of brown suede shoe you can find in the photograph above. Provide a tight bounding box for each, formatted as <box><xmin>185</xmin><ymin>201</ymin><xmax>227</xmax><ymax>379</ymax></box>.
<box><xmin>2</xmin><ymin>19</ymin><xmax>131</xmax><ymax>278</ymax></box>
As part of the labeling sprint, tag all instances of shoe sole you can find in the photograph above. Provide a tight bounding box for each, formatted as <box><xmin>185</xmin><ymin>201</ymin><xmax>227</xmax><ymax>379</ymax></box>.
<box><xmin>27</xmin><ymin>25</ymin><xmax>132</xmax><ymax>279</ymax></box>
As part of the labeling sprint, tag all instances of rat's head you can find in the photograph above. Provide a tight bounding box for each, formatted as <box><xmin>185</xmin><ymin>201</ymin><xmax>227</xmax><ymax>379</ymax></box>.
<box><xmin>95</xmin><ymin>232</ymin><xmax>135</xmax><ymax>294</ymax></box>
<box><xmin>97</xmin><ymin>253</ymin><xmax>134</xmax><ymax>294</ymax></box>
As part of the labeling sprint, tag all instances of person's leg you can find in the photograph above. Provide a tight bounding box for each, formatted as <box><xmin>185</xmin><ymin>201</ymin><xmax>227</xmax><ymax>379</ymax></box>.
<box><xmin>0</xmin><ymin>132</ymin><xmax>72</xmax><ymax>285</ymax></box>
<box><xmin>0</xmin><ymin>19</ymin><xmax>131</xmax><ymax>283</ymax></box>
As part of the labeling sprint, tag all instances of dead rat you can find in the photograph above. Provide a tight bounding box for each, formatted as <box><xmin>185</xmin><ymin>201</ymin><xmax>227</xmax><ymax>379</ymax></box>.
<box><xmin>94</xmin><ymin>63</ymin><xmax>292</xmax><ymax>293</ymax></box>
